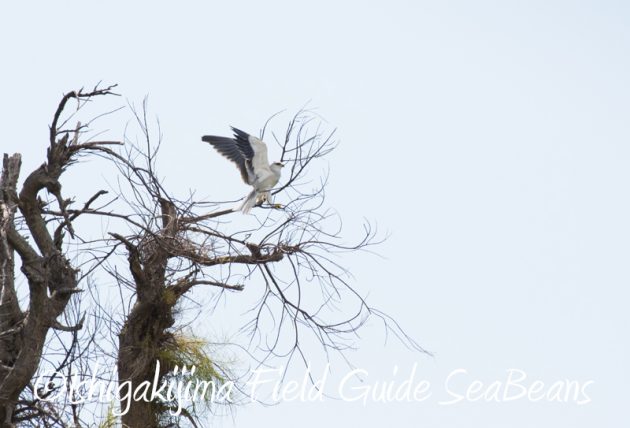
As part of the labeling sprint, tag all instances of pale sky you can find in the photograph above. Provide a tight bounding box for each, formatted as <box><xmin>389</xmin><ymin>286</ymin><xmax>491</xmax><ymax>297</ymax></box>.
<box><xmin>1</xmin><ymin>1</ymin><xmax>629</xmax><ymax>427</ymax></box>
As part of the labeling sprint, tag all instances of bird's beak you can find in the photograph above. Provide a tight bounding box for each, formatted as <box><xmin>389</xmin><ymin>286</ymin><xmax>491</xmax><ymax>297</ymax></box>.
<box><xmin>279</xmin><ymin>163</ymin><xmax>285</xmax><ymax>167</ymax></box>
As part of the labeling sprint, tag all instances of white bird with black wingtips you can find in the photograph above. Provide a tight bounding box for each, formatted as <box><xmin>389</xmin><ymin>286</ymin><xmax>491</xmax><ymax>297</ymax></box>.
<box><xmin>202</xmin><ymin>127</ymin><xmax>284</xmax><ymax>214</ymax></box>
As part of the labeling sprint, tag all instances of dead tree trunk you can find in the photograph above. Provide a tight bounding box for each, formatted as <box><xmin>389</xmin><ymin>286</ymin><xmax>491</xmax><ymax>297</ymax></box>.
<box><xmin>0</xmin><ymin>148</ymin><xmax>82</xmax><ymax>426</ymax></box>
<box><xmin>0</xmin><ymin>154</ymin><xmax>23</xmax><ymax>427</ymax></box>
<box><xmin>0</xmin><ymin>85</ymin><xmax>120</xmax><ymax>427</ymax></box>
<box><xmin>115</xmin><ymin>199</ymin><xmax>179</xmax><ymax>428</ymax></box>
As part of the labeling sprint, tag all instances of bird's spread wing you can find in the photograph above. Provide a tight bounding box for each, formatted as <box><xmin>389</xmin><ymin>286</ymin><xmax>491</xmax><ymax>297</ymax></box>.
<box><xmin>231</xmin><ymin>127</ymin><xmax>270</xmax><ymax>176</ymax></box>
<box><xmin>201</xmin><ymin>135</ymin><xmax>250</xmax><ymax>183</ymax></box>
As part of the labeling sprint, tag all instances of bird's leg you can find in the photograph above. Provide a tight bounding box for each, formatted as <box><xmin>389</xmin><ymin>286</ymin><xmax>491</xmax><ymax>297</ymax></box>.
<box><xmin>265</xmin><ymin>192</ymin><xmax>282</xmax><ymax>208</ymax></box>
<box><xmin>255</xmin><ymin>192</ymin><xmax>266</xmax><ymax>206</ymax></box>
<box><xmin>266</xmin><ymin>192</ymin><xmax>283</xmax><ymax>209</ymax></box>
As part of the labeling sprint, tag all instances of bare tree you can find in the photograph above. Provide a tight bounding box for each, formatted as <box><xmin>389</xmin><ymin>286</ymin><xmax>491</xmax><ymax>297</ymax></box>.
<box><xmin>99</xmin><ymin>104</ymin><xmax>425</xmax><ymax>427</ymax></box>
<box><xmin>0</xmin><ymin>85</ymin><xmax>121</xmax><ymax>427</ymax></box>
<box><xmin>0</xmin><ymin>87</ymin><xmax>424</xmax><ymax>428</ymax></box>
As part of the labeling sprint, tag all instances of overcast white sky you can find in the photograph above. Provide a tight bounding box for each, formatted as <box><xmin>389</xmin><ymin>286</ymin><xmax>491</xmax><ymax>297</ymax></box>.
<box><xmin>2</xmin><ymin>1</ymin><xmax>629</xmax><ymax>427</ymax></box>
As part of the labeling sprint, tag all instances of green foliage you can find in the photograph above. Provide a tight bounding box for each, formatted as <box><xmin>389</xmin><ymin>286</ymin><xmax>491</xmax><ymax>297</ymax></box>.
<box><xmin>159</xmin><ymin>333</ymin><xmax>225</xmax><ymax>385</ymax></box>
<box><xmin>97</xmin><ymin>403</ymin><xmax>117</xmax><ymax>428</ymax></box>
<box><xmin>157</xmin><ymin>333</ymin><xmax>229</xmax><ymax>426</ymax></box>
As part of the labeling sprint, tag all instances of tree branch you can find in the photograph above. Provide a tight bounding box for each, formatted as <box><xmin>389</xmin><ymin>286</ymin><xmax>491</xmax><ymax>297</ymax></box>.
<box><xmin>51</xmin><ymin>314</ymin><xmax>85</xmax><ymax>333</ymax></box>
<box><xmin>169</xmin><ymin>279</ymin><xmax>244</xmax><ymax>297</ymax></box>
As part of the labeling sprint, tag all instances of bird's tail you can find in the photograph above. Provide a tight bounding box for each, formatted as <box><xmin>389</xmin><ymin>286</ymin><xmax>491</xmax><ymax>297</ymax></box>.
<box><xmin>239</xmin><ymin>189</ymin><xmax>258</xmax><ymax>214</ymax></box>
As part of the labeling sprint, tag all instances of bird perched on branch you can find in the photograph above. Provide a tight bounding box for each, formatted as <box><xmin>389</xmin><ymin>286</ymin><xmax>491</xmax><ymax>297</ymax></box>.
<box><xmin>202</xmin><ymin>127</ymin><xmax>284</xmax><ymax>214</ymax></box>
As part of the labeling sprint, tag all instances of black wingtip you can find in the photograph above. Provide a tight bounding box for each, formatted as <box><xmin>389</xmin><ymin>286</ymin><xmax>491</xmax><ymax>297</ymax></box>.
<box><xmin>230</xmin><ymin>126</ymin><xmax>250</xmax><ymax>139</ymax></box>
<box><xmin>202</xmin><ymin>135</ymin><xmax>224</xmax><ymax>144</ymax></box>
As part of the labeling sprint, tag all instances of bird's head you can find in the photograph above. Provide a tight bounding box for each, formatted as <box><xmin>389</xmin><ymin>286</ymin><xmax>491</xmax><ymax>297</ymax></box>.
<box><xmin>270</xmin><ymin>161</ymin><xmax>284</xmax><ymax>175</ymax></box>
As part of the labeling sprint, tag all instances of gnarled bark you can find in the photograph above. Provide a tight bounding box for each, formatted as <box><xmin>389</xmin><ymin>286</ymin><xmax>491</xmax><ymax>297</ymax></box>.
<box><xmin>0</xmin><ymin>85</ymin><xmax>120</xmax><ymax>427</ymax></box>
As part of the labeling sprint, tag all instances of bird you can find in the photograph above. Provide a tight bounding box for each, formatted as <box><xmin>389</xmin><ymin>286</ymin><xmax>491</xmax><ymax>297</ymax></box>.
<box><xmin>202</xmin><ymin>127</ymin><xmax>285</xmax><ymax>214</ymax></box>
